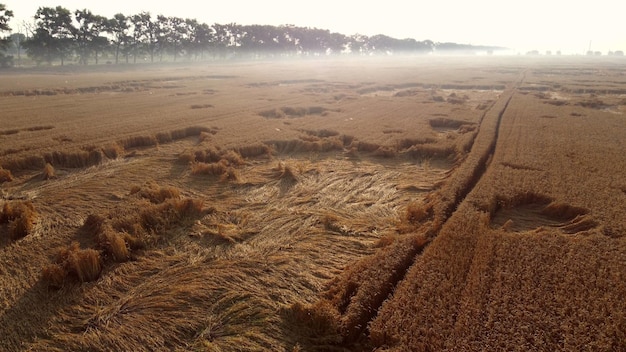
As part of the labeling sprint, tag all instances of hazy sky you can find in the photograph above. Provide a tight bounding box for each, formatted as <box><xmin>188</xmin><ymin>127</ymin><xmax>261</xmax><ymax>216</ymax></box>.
<box><xmin>3</xmin><ymin>0</ymin><xmax>624</xmax><ymax>54</ymax></box>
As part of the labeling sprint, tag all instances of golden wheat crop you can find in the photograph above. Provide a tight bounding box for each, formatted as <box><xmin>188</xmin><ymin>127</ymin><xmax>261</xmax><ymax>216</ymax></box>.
<box><xmin>0</xmin><ymin>57</ymin><xmax>624</xmax><ymax>351</ymax></box>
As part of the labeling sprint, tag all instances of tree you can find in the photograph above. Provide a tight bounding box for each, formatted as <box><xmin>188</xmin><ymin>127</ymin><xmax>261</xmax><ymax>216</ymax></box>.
<box><xmin>130</xmin><ymin>12</ymin><xmax>162</xmax><ymax>63</ymax></box>
<box><xmin>23</xmin><ymin>6</ymin><xmax>74</xmax><ymax>65</ymax></box>
<box><xmin>211</xmin><ymin>23</ymin><xmax>231</xmax><ymax>59</ymax></box>
<box><xmin>106</xmin><ymin>13</ymin><xmax>130</xmax><ymax>64</ymax></box>
<box><xmin>347</xmin><ymin>34</ymin><xmax>369</xmax><ymax>55</ymax></box>
<box><xmin>187</xmin><ymin>20</ymin><xmax>213</xmax><ymax>60</ymax></box>
<box><xmin>74</xmin><ymin>9</ymin><xmax>108</xmax><ymax>64</ymax></box>
<box><xmin>171</xmin><ymin>16</ymin><xmax>188</xmax><ymax>61</ymax></box>
<box><xmin>129</xmin><ymin>12</ymin><xmax>151</xmax><ymax>63</ymax></box>
<box><xmin>0</xmin><ymin>3</ymin><xmax>14</xmax><ymax>67</ymax></box>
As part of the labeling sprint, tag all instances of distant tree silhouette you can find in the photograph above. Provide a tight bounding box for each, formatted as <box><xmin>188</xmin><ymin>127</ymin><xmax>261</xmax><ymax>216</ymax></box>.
<box><xmin>0</xmin><ymin>3</ymin><xmax>13</xmax><ymax>67</ymax></box>
<box><xmin>106</xmin><ymin>13</ymin><xmax>131</xmax><ymax>64</ymax></box>
<box><xmin>11</xmin><ymin>5</ymin><xmax>516</xmax><ymax>65</ymax></box>
<box><xmin>23</xmin><ymin>6</ymin><xmax>74</xmax><ymax>65</ymax></box>
<box><xmin>74</xmin><ymin>9</ymin><xmax>108</xmax><ymax>64</ymax></box>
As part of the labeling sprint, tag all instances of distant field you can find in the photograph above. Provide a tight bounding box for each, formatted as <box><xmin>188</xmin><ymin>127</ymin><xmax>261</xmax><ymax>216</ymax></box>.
<box><xmin>0</xmin><ymin>56</ymin><xmax>625</xmax><ymax>351</ymax></box>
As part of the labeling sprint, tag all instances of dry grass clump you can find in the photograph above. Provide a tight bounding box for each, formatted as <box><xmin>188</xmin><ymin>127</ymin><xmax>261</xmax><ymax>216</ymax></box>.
<box><xmin>302</xmin><ymin>129</ymin><xmax>340</xmax><ymax>138</ymax></box>
<box><xmin>403</xmin><ymin>143</ymin><xmax>457</xmax><ymax>159</ymax></box>
<box><xmin>341</xmin><ymin>134</ymin><xmax>355</xmax><ymax>147</ymax></box>
<box><xmin>0</xmin><ymin>128</ymin><xmax>20</xmax><ymax>135</ymax></box>
<box><xmin>198</xmin><ymin>131</ymin><xmax>213</xmax><ymax>143</ymax></box>
<box><xmin>321</xmin><ymin>214</ymin><xmax>343</xmax><ymax>234</ymax></box>
<box><xmin>373</xmin><ymin>233</ymin><xmax>398</xmax><ymax>248</ymax></box>
<box><xmin>97</xmin><ymin>230</ymin><xmax>131</xmax><ymax>263</ymax></box>
<box><xmin>129</xmin><ymin>182</ymin><xmax>181</xmax><ymax>203</ymax></box>
<box><xmin>429</xmin><ymin>117</ymin><xmax>467</xmax><ymax>129</ymax></box>
<box><xmin>41</xmin><ymin>263</ymin><xmax>67</xmax><ymax>289</ymax></box>
<box><xmin>371</xmin><ymin>146</ymin><xmax>396</xmax><ymax>158</ymax></box>
<box><xmin>155</xmin><ymin>131</ymin><xmax>173</xmax><ymax>144</ymax></box>
<box><xmin>353</xmin><ymin>141</ymin><xmax>381</xmax><ymax>153</ymax></box>
<box><xmin>171</xmin><ymin>198</ymin><xmax>205</xmax><ymax>218</ymax></box>
<box><xmin>236</xmin><ymin>143</ymin><xmax>272</xmax><ymax>158</ymax></box>
<box><xmin>432</xmin><ymin>95</ymin><xmax>445</xmax><ymax>102</ymax></box>
<box><xmin>577</xmin><ymin>98</ymin><xmax>607</xmax><ymax>109</ymax></box>
<box><xmin>545</xmin><ymin>100</ymin><xmax>568</xmax><ymax>106</ymax></box>
<box><xmin>219</xmin><ymin>150</ymin><xmax>245</xmax><ymax>166</ymax></box>
<box><xmin>305</xmin><ymin>106</ymin><xmax>328</xmax><ymax>115</ymax></box>
<box><xmin>82</xmin><ymin>213</ymin><xmax>107</xmax><ymax>234</ymax></box>
<box><xmin>281</xmin><ymin>106</ymin><xmax>308</xmax><ymax>117</ymax></box>
<box><xmin>268</xmin><ymin>138</ymin><xmax>344</xmax><ymax>154</ymax></box>
<box><xmin>42</xmin><ymin>163</ymin><xmax>55</xmax><ymax>180</ymax></box>
<box><xmin>258</xmin><ymin>108</ymin><xmax>283</xmax><ymax>118</ymax></box>
<box><xmin>42</xmin><ymin>242</ymin><xmax>102</xmax><ymax>287</ymax></box>
<box><xmin>190</xmin><ymin>145</ymin><xmax>222</xmax><ymax>163</ymax></box>
<box><xmin>2</xmin><ymin>143</ymin><xmax>125</xmax><ymax>175</ymax></box>
<box><xmin>43</xmin><ymin>149</ymin><xmax>103</xmax><ymax>168</ymax></box>
<box><xmin>191</xmin><ymin>161</ymin><xmax>236</xmax><ymax>180</ymax></box>
<box><xmin>274</xmin><ymin>161</ymin><xmax>299</xmax><ymax>182</ymax></box>
<box><xmin>393</xmin><ymin>89</ymin><xmax>419</xmax><ymax>97</ymax></box>
<box><xmin>101</xmin><ymin>143</ymin><xmax>124</xmax><ymax>159</ymax></box>
<box><xmin>82</xmin><ymin>214</ymin><xmax>135</xmax><ymax>263</ymax></box>
<box><xmin>219</xmin><ymin>168</ymin><xmax>241</xmax><ymax>182</ymax></box>
<box><xmin>43</xmin><ymin>189</ymin><xmax>204</xmax><ymax>289</ymax></box>
<box><xmin>191</xmin><ymin>161</ymin><xmax>226</xmax><ymax>176</ymax></box>
<box><xmin>154</xmin><ymin>126</ymin><xmax>216</xmax><ymax>144</ymax></box>
<box><xmin>60</xmin><ymin>245</ymin><xmax>102</xmax><ymax>283</ymax></box>
<box><xmin>140</xmin><ymin>197</ymin><xmax>205</xmax><ymax>231</ymax></box>
<box><xmin>446</xmin><ymin>92</ymin><xmax>469</xmax><ymax>104</ymax></box>
<box><xmin>190</xmin><ymin>103</ymin><xmax>213</xmax><ymax>109</ymax></box>
<box><xmin>1</xmin><ymin>155</ymin><xmax>46</xmax><ymax>172</ymax></box>
<box><xmin>169</xmin><ymin>126</ymin><xmax>215</xmax><ymax>141</ymax></box>
<box><xmin>541</xmin><ymin>202</ymin><xmax>588</xmax><ymax>220</ymax></box>
<box><xmin>403</xmin><ymin>200</ymin><xmax>434</xmax><ymax>227</ymax></box>
<box><xmin>397</xmin><ymin>137</ymin><xmax>437</xmax><ymax>150</ymax></box>
<box><xmin>485</xmin><ymin>192</ymin><xmax>552</xmax><ymax>216</ymax></box>
<box><xmin>182</xmin><ymin>125</ymin><xmax>215</xmax><ymax>137</ymax></box>
<box><xmin>259</xmin><ymin>106</ymin><xmax>329</xmax><ymax>118</ymax></box>
<box><xmin>182</xmin><ymin>145</ymin><xmax>250</xmax><ymax>164</ymax></box>
<box><xmin>1</xmin><ymin>200</ymin><xmax>37</xmax><ymax>241</ymax></box>
<box><xmin>0</xmin><ymin>167</ymin><xmax>13</xmax><ymax>183</ymax></box>
<box><xmin>118</xmin><ymin>134</ymin><xmax>158</xmax><ymax>149</ymax></box>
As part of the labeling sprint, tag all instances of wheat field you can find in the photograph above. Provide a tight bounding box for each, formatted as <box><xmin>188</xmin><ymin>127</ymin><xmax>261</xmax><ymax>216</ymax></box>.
<box><xmin>1</xmin><ymin>56</ymin><xmax>625</xmax><ymax>351</ymax></box>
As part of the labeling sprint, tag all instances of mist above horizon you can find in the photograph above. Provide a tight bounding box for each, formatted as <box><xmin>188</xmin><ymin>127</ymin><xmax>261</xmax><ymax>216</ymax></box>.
<box><xmin>3</xmin><ymin>0</ymin><xmax>624</xmax><ymax>55</ymax></box>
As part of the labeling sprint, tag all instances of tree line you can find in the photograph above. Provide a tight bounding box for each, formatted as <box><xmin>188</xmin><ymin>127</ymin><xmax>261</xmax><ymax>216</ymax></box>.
<box><xmin>0</xmin><ymin>4</ymin><xmax>502</xmax><ymax>67</ymax></box>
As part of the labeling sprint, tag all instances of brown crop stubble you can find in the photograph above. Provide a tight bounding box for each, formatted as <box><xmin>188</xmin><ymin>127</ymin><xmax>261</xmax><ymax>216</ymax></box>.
<box><xmin>1</xmin><ymin>200</ymin><xmax>37</xmax><ymax>241</ymax></box>
<box><xmin>0</xmin><ymin>167</ymin><xmax>13</xmax><ymax>183</ymax></box>
<box><xmin>42</xmin><ymin>242</ymin><xmax>103</xmax><ymax>286</ymax></box>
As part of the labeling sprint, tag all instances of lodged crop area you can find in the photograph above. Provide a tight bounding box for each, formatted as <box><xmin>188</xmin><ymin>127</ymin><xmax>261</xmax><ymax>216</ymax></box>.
<box><xmin>1</xmin><ymin>56</ymin><xmax>625</xmax><ymax>351</ymax></box>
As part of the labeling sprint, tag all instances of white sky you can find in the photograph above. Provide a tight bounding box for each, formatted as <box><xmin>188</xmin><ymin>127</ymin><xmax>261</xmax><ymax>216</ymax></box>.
<box><xmin>3</xmin><ymin>0</ymin><xmax>625</xmax><ymax>54</ymax></box>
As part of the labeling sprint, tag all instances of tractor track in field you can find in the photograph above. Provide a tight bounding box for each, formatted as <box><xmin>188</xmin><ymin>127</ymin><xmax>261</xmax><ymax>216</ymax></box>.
<box><xmin>330</xmin><ymin>72</ymin><xmax>524</xmax><ymax>346</ymax></box>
